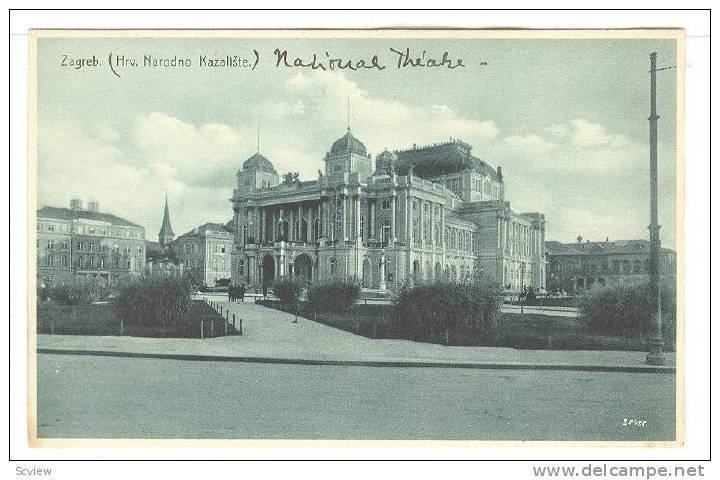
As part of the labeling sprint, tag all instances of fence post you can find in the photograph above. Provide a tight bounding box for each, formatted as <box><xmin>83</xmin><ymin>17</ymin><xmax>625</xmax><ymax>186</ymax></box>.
<box><xmin>200</xmin><ymin>318</ymin><xmax>204</xmax><ymax>340</ymax></box>
<box><xmin>220</xmin><ymin>306</ymin><xmax>223</xmax><ymax>316</ymax></box>
<box><xmin>225</xmin><ymin>317</ymin><xmax>228</xmax><ymax>336</ymax></box>
<box><xmin>211</xmin><ymin>319</ymin><xmax>214</xmax><ymax>338</ymax></box>
<box><xmin>238</xmin><ymin>317</ymin><xmax>242</xmax><ymax>336</ymax></box>
<box><xmin>50</xmin><ymin>315</ymin><xmax>55</xmax><ymax>335</ymax></box>
<box><xmin>233</xmin><ymin>313</ymin><xmax>236</xmax><ymax>328</ymax></box>
<box><xmin>120</xmin><ymin>316</ymin><xmax>124</xmax><ymax>336</ymax></box>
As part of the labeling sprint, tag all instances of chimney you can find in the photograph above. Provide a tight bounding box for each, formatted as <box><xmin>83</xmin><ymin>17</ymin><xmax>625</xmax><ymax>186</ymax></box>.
<box><xmin>87</xmin><ymin>200</ymin><xmax>99</xmax><ymax>213</ymax></box>
<box><xmin>606</xmin><ymin>236</ymin><xmax>609</xmax><ymax>242</ymax></box>
<box><xmin>70</xmin><ymin>198</ymin><xmax>83</xmax><ymax>210</ymax></box>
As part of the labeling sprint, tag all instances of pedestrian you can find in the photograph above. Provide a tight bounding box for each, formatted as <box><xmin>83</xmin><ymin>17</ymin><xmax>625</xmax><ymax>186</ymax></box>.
<box><xmin>239</xmin><ymin>284</ymin><xmax>246</xmax><ymax>303</ymax></box>
<box><xmin>262</xmin><ymin>283</ymin><xmax>268</xmax><ymax>298</ymax></box>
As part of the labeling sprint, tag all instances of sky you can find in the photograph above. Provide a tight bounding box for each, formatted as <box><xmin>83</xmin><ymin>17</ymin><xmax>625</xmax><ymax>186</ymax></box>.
<box><xmin>35</xmin><ymin>34</ymin><xmax>679</xmax><ymax>247</ymax></box>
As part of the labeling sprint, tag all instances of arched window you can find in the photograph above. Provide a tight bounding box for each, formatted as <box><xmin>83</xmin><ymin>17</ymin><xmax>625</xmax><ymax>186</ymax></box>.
<box><xmin>359</xmin><ymin>213</ymin><xmax>365</xmax><ymax>240</ymax></box>
<box><xmin>329</xmin><ymin>258</ymin><xmax>337</xmax><ymax>275</ymax></box>
<box><xmin>238</xmin><ymin>258</ymin><xmax>245</xmax><ymax>276</ymax></box>
<box><xmin>633</xmin><ymin>259</ymin><xmax>642</xmax><ymax>273</ymax></box>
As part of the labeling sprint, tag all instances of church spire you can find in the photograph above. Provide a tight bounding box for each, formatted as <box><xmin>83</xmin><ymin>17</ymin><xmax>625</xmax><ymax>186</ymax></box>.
<box><xmin>158</xmin><ymin>194</ymin><xmax>175</xmax><ymax>247</ymax></box>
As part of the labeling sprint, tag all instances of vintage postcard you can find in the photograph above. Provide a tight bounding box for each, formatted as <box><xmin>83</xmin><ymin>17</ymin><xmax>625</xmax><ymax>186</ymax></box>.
<box><xmin>28</xmin><ymin>29</ymin><xmax>684</xmax><ymax>446</ymax></box>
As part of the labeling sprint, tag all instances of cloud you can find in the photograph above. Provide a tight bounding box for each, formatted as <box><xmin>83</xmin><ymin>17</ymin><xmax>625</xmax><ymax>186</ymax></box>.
<box><xmin>570</xmin><ymin>118</ymin><xmax>632</xmax><ymax>148</ymax></box>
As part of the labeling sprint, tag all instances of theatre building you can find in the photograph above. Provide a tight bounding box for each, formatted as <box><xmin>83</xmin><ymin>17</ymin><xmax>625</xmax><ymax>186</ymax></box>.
<box><xmin>230</xmin><ymin>128</ymin><xmax>546</xmax><ymax>292</ymax></box>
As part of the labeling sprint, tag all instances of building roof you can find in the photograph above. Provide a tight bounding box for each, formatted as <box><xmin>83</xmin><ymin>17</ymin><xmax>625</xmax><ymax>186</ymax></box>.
<box><xmin>175</xmin><ymin>222</ymin><xmax>234</xmax><ymax>240</ymax></box>
<box><xmin>37</xmin><ymin>205</ymin><xmax>142</xmax><ymax>228</ymax></box>
<box><xmin>394</xmin><ymin>139</ymin><xmax>500</xmax><ymax>180</ymax></box>
<box><xmin>330</xmin><ymin>128</ymin><xmax>367</xmax><ymax>157</ymax></box>
<box><xmin>546</xmin><ymin>239</ymin><xmax>675</xmax><ymax>256</ymax></box>
<box><xmin>243</xmin><ymin>153</ymin><xmax>277</xmax><ymax>174</ymax></box>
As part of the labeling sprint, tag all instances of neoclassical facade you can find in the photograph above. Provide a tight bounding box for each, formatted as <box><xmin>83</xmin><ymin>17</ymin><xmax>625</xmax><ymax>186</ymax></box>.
<box><xmin>36</xmin><ymin>199</ymin><xmax>146</xmax><ymax>287</ymax></box>
<box><xmin>231</xmin><ymin>129</ymin><xmax>546</xmax><ymax>292</ymax></box>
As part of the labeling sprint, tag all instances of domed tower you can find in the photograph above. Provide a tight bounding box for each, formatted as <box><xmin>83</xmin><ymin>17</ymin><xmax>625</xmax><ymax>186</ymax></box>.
<box><xmin>374</xmin><ymin>149</ymin><xmax>397</xmax><ymax>176</ymax></box>
<box><xmin>324</xmin><ymin>127</ymin><xmax>372</xmax><ymax>183</ymax></box>
<box><xmin>236</xmin><ymin>152</ymin><xmax>279</xmax><ymax>193</ymax></box>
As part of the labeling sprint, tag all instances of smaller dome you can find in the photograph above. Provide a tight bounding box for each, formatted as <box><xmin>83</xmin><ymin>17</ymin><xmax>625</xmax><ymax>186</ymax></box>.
<box><xmin>330</xmin><ymin>128</ymin><xmax>367</xmax><ymax>157</ymax></box>
<box><xmin>243</xmin><ymin>153</ymin><xmax>277</xmax><ymax>174</ymax></box>
<box><xmin>374</xmin><ymin>149</ymin><xmax>397</xmax><ymax>175</ymax></box>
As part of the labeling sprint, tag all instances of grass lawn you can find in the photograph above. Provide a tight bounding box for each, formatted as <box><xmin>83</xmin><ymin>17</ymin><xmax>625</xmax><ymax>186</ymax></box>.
<box><xmin>37</xmin><ymin>299</ymin><xmax>238</xmax><ymax>338</ymax></box>
<box><xmin>257</xmin><ymin>300</ymin><xmax>668</xmax><ymax>352</ymax></box>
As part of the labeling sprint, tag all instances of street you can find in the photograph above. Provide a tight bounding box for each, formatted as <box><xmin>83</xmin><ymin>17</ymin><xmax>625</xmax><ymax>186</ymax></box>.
<box><xmin>37</xmin><ymin>353</ymin><xmax>675</xmax><ymax>441</ymax></box>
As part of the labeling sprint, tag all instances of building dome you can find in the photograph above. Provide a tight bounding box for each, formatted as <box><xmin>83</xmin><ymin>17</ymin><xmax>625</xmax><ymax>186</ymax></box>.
<box><xmin>330</xmin><ymin>128</ymin><xmax>367</xmax><ymax>157</ymax></box>
<box><xmin>374</xmin><ymin>149</ymin><xmax>397</xmax><ymax>175</ymax></box>
<box><xmin>242</xmin><ymin>153</ymin><xmax>277</xmax><ymax>174</ymax></box>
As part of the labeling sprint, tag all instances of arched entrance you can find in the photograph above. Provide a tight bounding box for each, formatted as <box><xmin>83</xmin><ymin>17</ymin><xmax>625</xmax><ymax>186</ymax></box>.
<box><xmin>362</xmin><ymin>258</ymin><xmax>372</xmax><ymax>288</ymax></box>
<box><xmin>412</xmin><ymin>260</ymin><xmax>421</xmax><ymax>281</ymax></box>
<box><xmin>261</xmin><ymin>254</ymin><xmax>275</xmax><ymax>287</ymax></box>
<box><xmin>435</xmin><ymin>262</ymin><xmax>442</xmax><ymax>280</ymax></box>
<box><xmin>294</xmin><ymin>254</ymin><xmax>312</xmax><ymax>282</ymax></box>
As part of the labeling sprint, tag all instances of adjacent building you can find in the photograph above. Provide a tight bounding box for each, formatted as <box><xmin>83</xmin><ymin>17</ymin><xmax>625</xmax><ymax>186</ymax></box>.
<box><xmin>36</xmin><ymin>199</ymin><xmax>146</xmax><ymax>287</ymax></box>
<box><xmin>545</xmin><ymin>237</ymin><xmax>677</xmax><ymax>293</ymax></box>
<box><xmin>230</xmin><ymin>128</ymin><xmax>546</xmax><ymax>291</ymax></box>
<box><xmin>172</xmin><ymin>223</ymin><xmax>234</xmax><ymax>287</ymax></box>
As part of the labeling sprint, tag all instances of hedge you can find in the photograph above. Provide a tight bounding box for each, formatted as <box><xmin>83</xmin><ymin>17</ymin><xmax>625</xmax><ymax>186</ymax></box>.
<box><xmin>579</xmin><ymin>280</ymin><xmax>676</xmax><ymax>349</ymax></box>
<box><xmin>307</xmin><ymin>279</ymin><xmax>361</xmax><ymax>313</ymax></box>
<box><xmin>394</xmin><ymin>278</ymin><xmax>504</xmax><ymax>343</ymax></box>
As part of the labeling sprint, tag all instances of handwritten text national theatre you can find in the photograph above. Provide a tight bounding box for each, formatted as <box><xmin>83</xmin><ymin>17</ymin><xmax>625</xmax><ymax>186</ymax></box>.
<box><xmin>273</xmin><ymin>48</ymin><xmax>473</xmax><ymax>71</ymax></box>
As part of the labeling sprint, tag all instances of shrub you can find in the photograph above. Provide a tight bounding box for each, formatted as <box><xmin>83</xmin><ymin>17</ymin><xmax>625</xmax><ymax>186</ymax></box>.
<box><xmin>394</xmin><ymin>277</ymin><xmax>504</xmax><ymax>343</ymax></box>
<box><xmin>114</xmin><ymin>274</ymin><xmax>193</xmax><ymax>332</ymax></box>
<box><xmin>45</xmin><ymin>279</ymin><xmax>110</xmax><ymax>306</ymax></box>
<box><xmin>272</xmin><ymin>277</ymin><xmax>304</xmax><ymax>305</ymax></box>
<box><xmin>579</xmin><ymin>280</ymin><xmax>676</xmax><ymax>348</ymax></box>
<box><xmin>307</xmin><ymin>278</ymin><xmax>361</xmax><ymax>313</ymax></box>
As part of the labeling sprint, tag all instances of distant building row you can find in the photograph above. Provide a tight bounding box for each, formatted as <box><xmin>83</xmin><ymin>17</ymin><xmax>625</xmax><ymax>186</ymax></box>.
<box><xmin>544</xmin><ymin>237</ymin><xmax>676</xmax><ymax>293</ymax></box>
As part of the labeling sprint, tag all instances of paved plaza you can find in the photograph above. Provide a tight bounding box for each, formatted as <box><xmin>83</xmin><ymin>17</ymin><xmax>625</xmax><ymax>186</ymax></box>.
<box><xmin>37</xmin><ymin>353</ymin><xmax>675</xmax><ymax>440</ymax></box>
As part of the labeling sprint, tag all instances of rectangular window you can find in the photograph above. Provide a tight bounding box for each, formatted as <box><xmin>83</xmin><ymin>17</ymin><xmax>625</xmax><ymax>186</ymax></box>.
<box><xmin>333</xmin><ymin>164</ymin><xmax>343</xmax><ymax>172</ymax></box>
<box><xmin>48</xmin><ymin>223</ymin><xmax>55</xmax><ymax>231</ymax></box>
<box><xmin>382</xmin><ymin>199</ymin><xmax>390</xmax><ymax>210</ymax></box>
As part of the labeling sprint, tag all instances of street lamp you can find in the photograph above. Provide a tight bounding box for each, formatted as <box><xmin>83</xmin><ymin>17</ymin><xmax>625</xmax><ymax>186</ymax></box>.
<box><xmin>646</xmin><ymin>52</ymin><xmax>675</xmax><ymax>366</ymax></box>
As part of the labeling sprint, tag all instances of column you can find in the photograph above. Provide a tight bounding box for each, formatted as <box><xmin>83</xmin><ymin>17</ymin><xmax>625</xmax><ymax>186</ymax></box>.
<box><xmin>405</xmin><ymin>190</ymin><xmax>411</xmax><ymax>244</ymax></box>
<box><xmin>272</xmin><ymin>208</ymin><xmax>278</xmax><ymax>242</ymax></box>
<box><xmin>419</xmin><ymin>200</ymin><xmax>424</xmax><ymax>247</ymax></box>
<box><xmin>299</xmin><ymin>203</ymin><xmax>304</xmax><ymax>242</ymax></box>
<box><xmin>355</xmin><ymin>195</ymin><xmax>361</xmax><ymax>240</ymax></box>
<box><xmin>430</xmin><ymin>202</ymin><xmax>435</xmax><ymax>248</ymax></box>
<box><xmin>441</xmin><ymin>206</ymin><xmax>446</xmax><ymax>251</ymax></box>
<box><xmin>261</xmin><ymin>207</ymin><xmax>266</xmax><ymax>243</ymax></box>
<box><xmin>369</xmin><ymin>199</ymin><xmax>376</xmax><ymax>240</ymax></box>
<box><xmin>390</xmin><ymin>193</ymin><xmax>396</xmax><ymax>242</ymax></box>
<box><xmin>308</xmin><ymin>203</ymin><xmax>313</xmax><ymax>243</ymax></box>
<box><xmin>342</xmin><ymin>195</ymin><xmax>347</xmax><ymax>240</ymax></box>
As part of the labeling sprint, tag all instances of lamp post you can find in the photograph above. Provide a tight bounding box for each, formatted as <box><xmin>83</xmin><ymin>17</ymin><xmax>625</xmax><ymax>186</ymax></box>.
<box><xmin>646</xmin><ymin>52</ymin><xmax>674</xmax><ymax>366</ymax></box>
